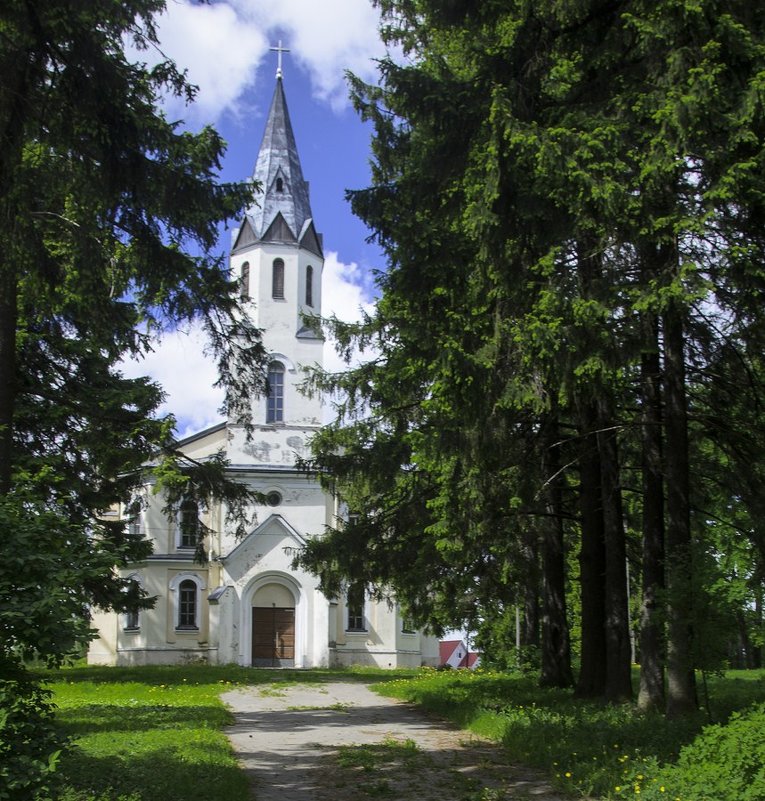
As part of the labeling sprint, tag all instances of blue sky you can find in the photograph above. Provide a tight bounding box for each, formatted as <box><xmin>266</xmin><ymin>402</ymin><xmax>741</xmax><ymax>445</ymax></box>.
<box><xmin>122</xmin><ymin>0</ymin><xmax>391</xmax><ymax>436</ymax></box>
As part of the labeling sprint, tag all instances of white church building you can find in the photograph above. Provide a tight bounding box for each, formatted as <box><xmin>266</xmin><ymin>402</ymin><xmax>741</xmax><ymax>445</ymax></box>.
<box><xmin>88</xmin><ymin>69</ymin><xmax>439</xmax><ymax>669</ymax></box>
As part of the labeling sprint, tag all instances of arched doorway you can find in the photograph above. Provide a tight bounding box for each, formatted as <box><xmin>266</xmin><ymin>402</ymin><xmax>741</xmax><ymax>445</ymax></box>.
<box><xmin>251</xmin><ymin>583</ymin><xmax>295</xmax><ymax>667</ymax></box>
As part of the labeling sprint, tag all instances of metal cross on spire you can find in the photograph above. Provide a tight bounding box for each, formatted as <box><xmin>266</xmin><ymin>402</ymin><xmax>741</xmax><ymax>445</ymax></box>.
<box><xmin>270</xmin><ymin>40</ymin><xmax>290</xmax><ymax>79</ymax></box>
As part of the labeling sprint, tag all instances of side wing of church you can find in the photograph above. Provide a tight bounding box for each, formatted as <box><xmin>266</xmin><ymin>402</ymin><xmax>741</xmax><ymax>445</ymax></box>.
<box><xmin>88</xmin><ymin>71</ymin><xmax>439</xmax><ymax>669</ymax></box>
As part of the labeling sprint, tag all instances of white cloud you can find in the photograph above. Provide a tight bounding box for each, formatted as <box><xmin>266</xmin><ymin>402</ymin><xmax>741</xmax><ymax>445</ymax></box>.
<box><xmin>119</xmin><ymin>322</ymin><xmax>225</xmax><ymax>441</ymax></box>
<box><xmin>121</xmin><ymin>251</ymin><xmax>376</xmax><ymax>437</ymax></box>
<box><xmin>140</xmin><ymin>0</ymin><xmax>386</xmax><ymax>123</ymax></box>
<box><xmin>322</xmin><ymin>251</ymin><xmax>377</xmax><ymax>374</ymax></box>
<box><xmin>148</xmin><ymin>2</ymin><xmax>268</xmax><ymax>122</ymax></box>
<box><xmin>236</xmin><ymin>0</ymin><xmax>386</xmax><ymax>110</ymax></box>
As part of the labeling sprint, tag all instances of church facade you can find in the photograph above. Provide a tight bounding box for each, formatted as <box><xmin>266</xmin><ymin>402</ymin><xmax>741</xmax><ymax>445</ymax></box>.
<box><xmin>88</xmin><ymin>72</ymin><xmax>439</xmax><ymax>669</ymax></box>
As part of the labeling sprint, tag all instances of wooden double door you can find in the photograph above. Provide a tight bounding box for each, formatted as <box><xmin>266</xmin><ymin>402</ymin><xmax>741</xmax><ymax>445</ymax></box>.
<box><xmin>251</xmin><ymin>606</ymin><xmax>295</xmax><ymax>667</ymax></box>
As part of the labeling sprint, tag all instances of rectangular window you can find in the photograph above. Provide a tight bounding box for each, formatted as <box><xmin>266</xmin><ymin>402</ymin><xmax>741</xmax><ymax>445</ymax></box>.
<box><xmin>179</xmin><ymin>499</ymin><xmax>199</xmax><ymax>549</ymax></box>
<box><xmin>125</xmin><ymin>497</ymin><xmax>142</xmax><ymax>538</ymax></box>
<box><xmin>124</xmin><ymin>608</ymin><xmax>140</xmax><ymax>631</ymax></box>
<box><xmin>241</xmin><ymin>262</ymin><xmax>250</xmax><ymax>299</ymax></box>
<box><xmin>266</xmin><ymin>363</ymin><xmax>284</xmax><ymax>423</ymax></box>
<box><xmin>346</xmin><ymin>584</ymin><xmax>366</xmax><ymax>632</ymax></box>
<box><xmin>123</xmin><ymin>576</ymin><xmax>142</xmax><ymax>631</ymax></box>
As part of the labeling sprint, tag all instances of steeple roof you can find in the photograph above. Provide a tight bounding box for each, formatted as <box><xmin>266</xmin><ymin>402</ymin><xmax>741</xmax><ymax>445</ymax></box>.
<box><xmin>243</xmin><ymin>76</ymin><xmax>320</xmax><ymax>253</ymax></box>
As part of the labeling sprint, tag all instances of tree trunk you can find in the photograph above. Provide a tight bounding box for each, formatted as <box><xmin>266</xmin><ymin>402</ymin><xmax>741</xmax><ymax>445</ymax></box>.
<box><xmin>520</xmin><ymin>527</ymin><xmax>541</xmax><ymax>649</ymax></box>
<box><xmin>575</xmin><ymin>399</ymin><xmax>608</xmax><ymax>697</ymax></box>
<box><xmin>637</xmin><ymin>287</ymin><xmax>665</xmax><ymax>712</ymax></box>
<box><xmin>755</xmin><ymin>589</ymin><xmax>763</xmax><ymax>670</ymax></box>
<box><xmin>597</xmin><ymin>396</ymin><xmax>633</xmax><ymax>702</ymax></box>
<box><xmin>663</xmin><ymin>297</ymin><xmax>697</xmax><ymax>717</ymax></box>
<box><xmin>0</xmin><ymin>45</ymin><xmax>40</xmax><ymax>495</ymax></box>
<box><xmin>0</xmin><ymin>263</ymin><xmax>17</xmax><ymax>494</ymax></box>
<box><xmin>540</xmin><ymin>416</ymin><xmax>574</xmax><ymax>688</ymax></box>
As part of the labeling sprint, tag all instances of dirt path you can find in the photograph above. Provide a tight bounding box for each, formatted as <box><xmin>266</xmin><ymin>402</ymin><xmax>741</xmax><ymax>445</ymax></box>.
<box><xmin>222</xmin><ymin>681</ymin><xmax>567</xmax><ymax>801</ymax></box>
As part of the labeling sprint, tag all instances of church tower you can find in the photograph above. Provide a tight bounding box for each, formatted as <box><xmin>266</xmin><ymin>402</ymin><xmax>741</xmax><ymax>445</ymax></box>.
<box><xmin>228</xmin><ymin>69</ymin><xmax>324</xmax><ymax>464</ymax></box>
<box><xmin>87</xmin><ymin>57</ymin><xmax>440</xmax><ymax>670</ymax></box>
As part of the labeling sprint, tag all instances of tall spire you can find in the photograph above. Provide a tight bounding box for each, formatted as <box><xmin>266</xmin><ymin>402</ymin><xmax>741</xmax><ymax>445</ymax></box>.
<box><xmin>244</xmin><ymin>72</ymin><xmax>318</xmax><ymax>249</ymax></box>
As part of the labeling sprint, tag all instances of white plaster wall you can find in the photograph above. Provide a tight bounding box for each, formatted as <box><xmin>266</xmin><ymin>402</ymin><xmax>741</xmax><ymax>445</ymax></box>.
<box><xmin>230</xmin><ymin>242</ymin><xmax>324</xmax><ymax>430</ymax></box>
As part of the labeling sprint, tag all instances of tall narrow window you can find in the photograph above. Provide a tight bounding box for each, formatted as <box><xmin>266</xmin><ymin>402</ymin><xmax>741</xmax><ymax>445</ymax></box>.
<box><xmin>306</xmin><ymin>264</ymin><xmax>313</xmax><ymax>307</ymax></box>
<box><xmin>178</xmin><ymin>579</ymin><xmax>198</xmax><ymax>630</ymax></box>
<box><xmin>346</xmin><ymin>583</ymin><xmax>366</xmax><ymax>632</ymax></box>
<box><xmin>272</xmin><ymin>259</ymin><xmax>285</xmax><ymax>299</ymax></box>
<box><xmin>126</xmin><ymin>496</ymin><xmax>142</xmax><ymax>538</ymax></box>
<box><xmin>178</xmin><ymin>499</ymin><xmax>199</xmax><ymax>549</ymax></box>
<box><xmin>276</xmin><ymin>177</ymin><xmax>284</xmax><ymax>192</ymax></box>
<box><xmin>123</xmin><ymin>576</ymin><xmax>142</xmax><ymax>631</ymax></box>
<box><xmin>266</xmin><ymin>362</ymin><xmax>285</xmax><ymax>423</ymax></box>
<box><xmin>240</xmin><ymin>261</ymin><xmax>250</xmax><ymax>300</ymax></box>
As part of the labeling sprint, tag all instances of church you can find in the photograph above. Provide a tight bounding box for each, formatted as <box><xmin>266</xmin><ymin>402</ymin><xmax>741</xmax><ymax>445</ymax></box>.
<box><xmin>88</xmin><ymin>64</ymin><xmax>439</xmax><ymax>669</ymax></box>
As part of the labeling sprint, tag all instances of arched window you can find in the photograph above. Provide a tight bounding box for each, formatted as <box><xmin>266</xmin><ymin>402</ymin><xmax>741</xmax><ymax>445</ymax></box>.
<box><xmin>276</xmin><ymin>177</ymin><xmax>284</xmax><ymax>192</ymax></box>
<box><xmin>178</xmin><ymin>498</ymin><xmax>200</xmax><ymax>549</ymax></box>
<box><xmin>272</xmin><ymin>259</ymin><xmax>285</xmax><ymax>299</ymax></box>
<box><xmin>266</xmin><ymin>362</ymin><xmax>285</xmax><ymax>424</ymax></box>
<box><xmin>177</xmin><ymin>579</ymin><xmax>198</xmax><ymax>630</ymax></box>
<box><xmin>306</xmin><ymin>264</ymin><xmax>313</xmax><ymax>307</ymax></box>
<box><xmin>240</xmin><ymin>261</ymin><xmax>250</xmax><ymax>300</ymax></box>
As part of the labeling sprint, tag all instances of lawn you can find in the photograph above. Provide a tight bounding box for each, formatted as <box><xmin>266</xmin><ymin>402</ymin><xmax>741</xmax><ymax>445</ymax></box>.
<box><xmin>43</xmin><ymin>664</ymin><xmax>409</xmax><ymax>801</ymax></box>
<box><xmin>374</xmin><ymin>668</ymin><xmax>765</xmax><ymax>800</ymax></box>
<box><xmin>40</xmin><ymin>664</ymin><xmax>765</xmax><ymax>801</ymax></box>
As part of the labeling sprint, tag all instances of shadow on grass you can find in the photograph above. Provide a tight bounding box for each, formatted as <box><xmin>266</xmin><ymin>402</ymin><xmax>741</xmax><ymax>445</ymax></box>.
<box><xmin>57</xmin><ymin>703</ymin><xmax>229</xmax><ymax>736</ymax></box>
<box><xmin>376</xmin><ymin>668</ymin><xmax>765</xmax><ymax>797</ymax></box>
<box><xmin>59</xmin><ymin>742</ymin><xmax>248</xmax><ymax>801</ymax></box>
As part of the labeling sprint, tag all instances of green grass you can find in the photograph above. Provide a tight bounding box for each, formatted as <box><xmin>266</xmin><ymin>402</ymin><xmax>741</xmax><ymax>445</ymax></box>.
<box><xmin>334</xmin><ymin>736</ymin><xmax>424</xmax><ymax>798</ymax></box>
<box><xmin>40</xmin><ymin>663</ymin><xmax>413</xmax><ymax>801</ymax></box>
<box><xmin>374</xmin><ymin>667</ymin><xmax>765</xmax><ymax>799</ymax></box>
<box><xmin>37</xmin><ymin>664</ymin><xmax>765</xmax><ymax>800</ymax></box>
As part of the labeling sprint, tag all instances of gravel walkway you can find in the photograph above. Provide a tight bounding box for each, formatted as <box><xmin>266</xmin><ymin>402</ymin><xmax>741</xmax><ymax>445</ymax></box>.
<box><xmin>222</xmin><ymin>681</ymin><xmax>567</xmax><ymax>801</ymax></box>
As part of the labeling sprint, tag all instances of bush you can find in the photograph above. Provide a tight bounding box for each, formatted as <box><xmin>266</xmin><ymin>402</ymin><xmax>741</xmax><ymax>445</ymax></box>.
<box><xmin>0</xmin><ymin>661</ymin><xmax>66</xmax><ymax>800</ymax></box>
<box><xmin>616</xmin><ymin>703</ymin><xmax>765</xmax><ymax>801</ymax></box>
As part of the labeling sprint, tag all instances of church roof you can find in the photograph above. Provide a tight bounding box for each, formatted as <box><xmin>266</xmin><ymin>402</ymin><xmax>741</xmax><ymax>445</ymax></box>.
<box><xmin>243</xmin><ymin>76</ymin><xmax>320</xmax><ymax>252</ymax></box>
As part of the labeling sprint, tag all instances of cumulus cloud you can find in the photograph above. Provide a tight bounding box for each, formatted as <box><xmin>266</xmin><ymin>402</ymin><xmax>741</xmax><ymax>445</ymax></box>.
<box><xmin>120</xmin><ymin>251</ymin><xmax>376</xmax><ymax>437</ymax></box>
<box><xmin>139</xmin><ymin>0</ymin><xmax>387</xmax><ymax>123</ymax></box>
<box><xmin>235</xmin><ymin>0</ymin><xmax>386</xmax><ymax>109</ymax></box>
<box><xmin>147</xmin><ymin>2</ymin><xmax>268</xmax><ymax>122</ymax></box>
<box><xmin>322</xmin><ymin>251</ymin><xmax>377</xmax><ymax>374</ymax></box>
<box><xmin>119</xmin><ymin>322</ymin><xmax>225</xmax><ymax>441</ymax></box>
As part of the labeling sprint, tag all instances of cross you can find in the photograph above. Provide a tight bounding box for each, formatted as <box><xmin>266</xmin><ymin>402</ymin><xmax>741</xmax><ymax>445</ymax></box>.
<box><xmin>270</xmin><ymin>40</ymin><xmax>290</xmax><ymax>79</ymax></box>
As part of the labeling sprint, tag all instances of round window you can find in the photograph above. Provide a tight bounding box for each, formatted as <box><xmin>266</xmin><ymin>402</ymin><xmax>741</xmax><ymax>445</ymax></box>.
<box><xmin>266</xmin><ymin>491</ymin><xmax>282</xmax><ymax>507</ymax></box>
